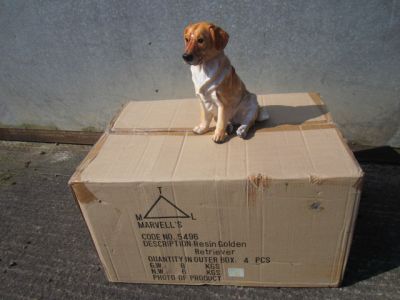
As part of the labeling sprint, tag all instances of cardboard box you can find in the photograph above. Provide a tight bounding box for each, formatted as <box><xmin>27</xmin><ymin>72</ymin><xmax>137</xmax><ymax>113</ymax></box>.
<box><xmin>69</xmin><ymin>93</ymin><xmax>363</xmax><ymax>287</ymax></box>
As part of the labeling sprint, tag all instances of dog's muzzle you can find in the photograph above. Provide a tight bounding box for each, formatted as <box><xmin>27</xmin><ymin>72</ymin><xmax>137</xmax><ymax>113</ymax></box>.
<box><xmin>182</xmin><ymin>53</ymin><xmax>194</xmax><ymax>63</ymax></box>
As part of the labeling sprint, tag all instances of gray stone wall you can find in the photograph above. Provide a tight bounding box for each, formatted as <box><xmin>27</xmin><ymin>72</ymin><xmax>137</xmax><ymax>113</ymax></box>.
<box><xmin>0</xmin><ymin>0</ymin><xmax>399</xmax><ymax>146</ymax></box>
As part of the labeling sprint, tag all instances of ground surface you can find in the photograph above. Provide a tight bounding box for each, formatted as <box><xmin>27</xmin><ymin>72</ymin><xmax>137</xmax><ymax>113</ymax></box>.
<box><xmin>0</xmin><ymin>141</ymin><xmax>399</xmax><ymax>300</ymax></box>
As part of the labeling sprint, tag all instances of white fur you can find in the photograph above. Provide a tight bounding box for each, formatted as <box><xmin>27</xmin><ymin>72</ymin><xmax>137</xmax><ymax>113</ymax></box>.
<box><xmin>190</xmin><ymin>52</ymin><xmax>230</xmax><ymax>116</ymax></box>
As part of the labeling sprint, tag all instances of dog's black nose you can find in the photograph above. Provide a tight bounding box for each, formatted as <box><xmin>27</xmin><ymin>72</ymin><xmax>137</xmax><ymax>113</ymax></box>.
<box><xmin>182</xmin><ymin>53</ymin><xmax>193</xmax><ymax>62</ymax></box>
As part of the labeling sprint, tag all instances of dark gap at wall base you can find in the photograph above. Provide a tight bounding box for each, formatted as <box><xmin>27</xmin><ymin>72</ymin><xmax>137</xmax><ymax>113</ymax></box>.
<box><xmin>354</xmin><ymin>147</ymin><xmax>400</xmax><ymax>165</ymax></box>
<box><xmin>0</xmin><ymin>127</ymin><xmax>102</xmax><ymax>145</ymax></box>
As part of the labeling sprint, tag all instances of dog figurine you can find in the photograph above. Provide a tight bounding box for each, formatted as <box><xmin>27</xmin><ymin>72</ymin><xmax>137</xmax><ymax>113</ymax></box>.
<box><xmin>182</xmin><ymin>21</ymin><xmax>269</xmax><ymax>143</ymax></box>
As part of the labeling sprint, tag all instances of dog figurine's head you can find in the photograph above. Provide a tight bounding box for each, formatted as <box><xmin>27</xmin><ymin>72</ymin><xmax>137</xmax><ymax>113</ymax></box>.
<box><xmin>182</xmin><ymin>22</ymin><xmax>229</xmax><ymax>66</ymax></box>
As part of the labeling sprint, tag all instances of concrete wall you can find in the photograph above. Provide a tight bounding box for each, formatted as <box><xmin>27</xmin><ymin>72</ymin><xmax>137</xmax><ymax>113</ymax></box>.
<box><xmin>0</xmin><ymin>0</ymin><xmax>399</xmax><ymax>146</ymax></box>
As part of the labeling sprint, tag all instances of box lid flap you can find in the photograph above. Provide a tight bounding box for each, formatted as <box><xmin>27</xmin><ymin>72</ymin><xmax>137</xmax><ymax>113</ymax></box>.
<box><xmin>110</xmin><ymin>93</ymin><xmax>331</xmax><ymax>133</ymax></box>
<box><xmin>70</xmin><ymin>93</ymin><xmax>362</xmax><ymax>185</ymax></box>
<box><xmin>72</xmin><ymin>129</ymin><xmax>362</xmax><ymax>184</ymax></box>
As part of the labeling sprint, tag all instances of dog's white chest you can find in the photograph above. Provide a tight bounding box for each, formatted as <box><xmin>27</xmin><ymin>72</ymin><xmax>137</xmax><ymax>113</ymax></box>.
<box><xmin>191</xmin><ymin>67</ymin><xmax>218</xmax><ymax>113</ymax></box>
<box><xmin>190</xmin><ymin>54</ymin><xmax>231</xmax><ymax>114</ymax></box>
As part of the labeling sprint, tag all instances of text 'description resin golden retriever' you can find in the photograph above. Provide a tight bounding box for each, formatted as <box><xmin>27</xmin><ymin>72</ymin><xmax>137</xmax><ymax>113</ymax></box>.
<box><xmin>183</xmin><ymin>21</ymin><xmax>269</xmax><ymax>143</ymax></box>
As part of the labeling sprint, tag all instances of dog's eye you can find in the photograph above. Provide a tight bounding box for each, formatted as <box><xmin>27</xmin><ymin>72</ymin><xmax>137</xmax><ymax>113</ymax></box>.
<box><xmin>185</xmin><ymin>37</ymin><xmax>189</xmax><ymax>42</ymax></box>
<box><xmin>197</xmin><ymin>38</ymin><xmax>204</xmax><ymax>44</ymax></box>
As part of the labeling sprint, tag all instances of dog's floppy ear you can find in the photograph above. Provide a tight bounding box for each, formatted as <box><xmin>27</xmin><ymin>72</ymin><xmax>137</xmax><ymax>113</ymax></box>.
<box><xmin>209</xmin><ymin>25</ymin><xmax>229</xmax><ymax>50</ymax></box>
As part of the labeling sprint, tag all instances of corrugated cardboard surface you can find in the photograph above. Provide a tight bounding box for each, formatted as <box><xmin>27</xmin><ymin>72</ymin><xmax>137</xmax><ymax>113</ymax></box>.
<box><xmin>69</xmin><ymin>93</ymin><xmax>363</xmax><ymax>287</ymax></box>
<box><xmin>110</xmin><ymin>93</ymin><xmax>331</xmax><ymax>133</ymax></box>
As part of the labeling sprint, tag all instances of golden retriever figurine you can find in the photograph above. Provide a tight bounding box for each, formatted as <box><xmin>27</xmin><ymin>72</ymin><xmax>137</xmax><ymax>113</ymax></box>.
<box><xmin>183</xmin><ymin>21</ymin><xmax>269</xmax><ymax>143</ymax></box>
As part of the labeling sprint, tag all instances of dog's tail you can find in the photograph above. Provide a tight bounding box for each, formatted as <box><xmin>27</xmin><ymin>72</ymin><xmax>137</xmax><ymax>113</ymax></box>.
<box><xmin>257</xmin><ymin>106</ymin><xmax>270</xmax><ymax>122</ymax></box>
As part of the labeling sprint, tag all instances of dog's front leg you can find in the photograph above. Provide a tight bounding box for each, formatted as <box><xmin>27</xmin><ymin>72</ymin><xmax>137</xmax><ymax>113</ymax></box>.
<box><xmin>213</xmin><ymin>105</ymin><xmax>228</xmax><ymax>143</ymax></box>
<box><xmin>193</xmin><ymin>100</ymin><xmax>212</xmax><ymax>134</ymax></box>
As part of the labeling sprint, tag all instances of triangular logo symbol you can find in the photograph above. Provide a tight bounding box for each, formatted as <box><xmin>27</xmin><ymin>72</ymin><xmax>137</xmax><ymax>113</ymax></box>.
<box><xmin>143</xmin><ymin>187</ymin><xmax>190</xmax><ymax>219</ymax></box>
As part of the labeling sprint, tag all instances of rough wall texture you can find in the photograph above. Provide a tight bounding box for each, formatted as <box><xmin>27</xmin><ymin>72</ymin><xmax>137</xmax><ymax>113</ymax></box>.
<box><xmin>0</xmin><ymin>0</ymin><xmax>399</xmax><ymax>146</ymax></box>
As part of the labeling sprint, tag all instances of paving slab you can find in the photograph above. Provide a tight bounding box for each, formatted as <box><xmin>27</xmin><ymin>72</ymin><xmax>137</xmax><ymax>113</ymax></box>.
<box><xmin>0</xmin><ymin>141</ymin><xmax>399</xmax><ymax>299</ymax></box>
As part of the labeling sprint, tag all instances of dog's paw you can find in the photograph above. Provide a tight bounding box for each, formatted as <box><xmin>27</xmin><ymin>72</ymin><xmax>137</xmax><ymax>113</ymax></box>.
<box><xmin>212</xmin><ymin>130</ymin><xmax>226</xmax><ymax>144</ymax></box>
<box><xmin>236</xmin><ymin>125</ymin><xmax>249</xmax><ymax>139</ymax></box>
<box><xmin>193</xmin><ymin>124</ymin><xmax>209</xmax><ymax>135</ymax></box>
<box><xmin>226</xmin><ymin>122</ymin><xmax>234</xmax><ymax>135</ymax></box>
